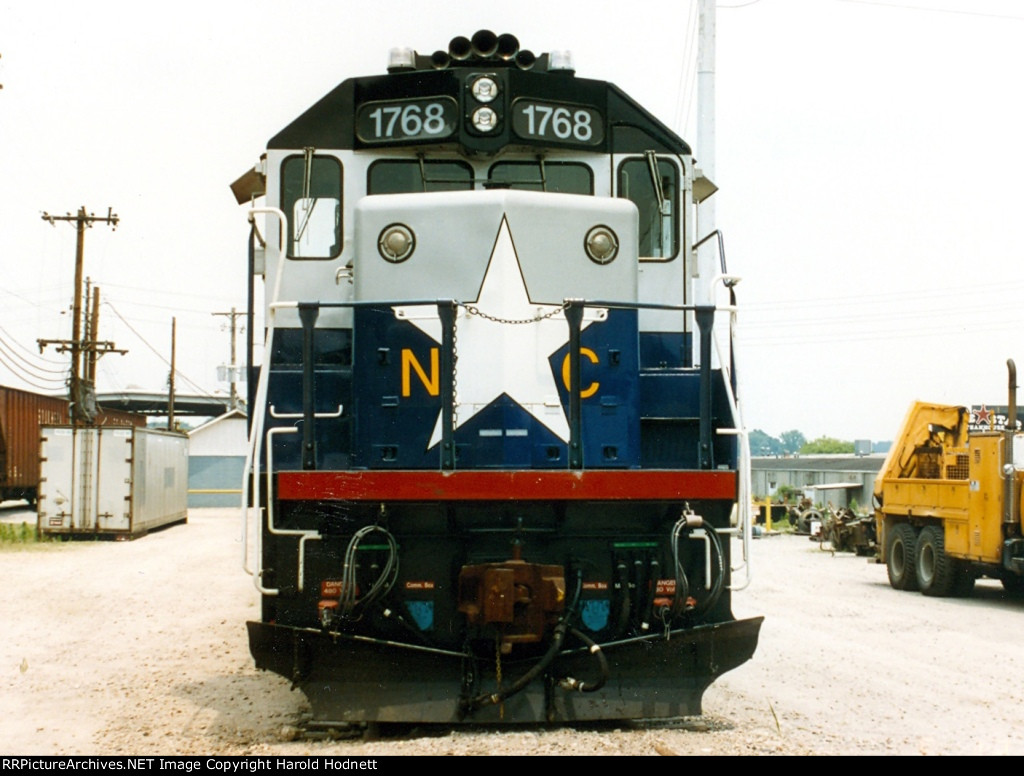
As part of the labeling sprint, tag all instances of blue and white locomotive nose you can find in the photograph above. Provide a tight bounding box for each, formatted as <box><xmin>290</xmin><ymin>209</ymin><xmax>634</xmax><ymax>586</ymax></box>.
<box><xmin>355</xmin><ymin>189</ymin><xmax>637</xmax><ymax>448</ymax></box>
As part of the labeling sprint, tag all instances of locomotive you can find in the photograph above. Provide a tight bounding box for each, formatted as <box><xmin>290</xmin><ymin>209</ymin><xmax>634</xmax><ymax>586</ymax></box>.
<box><xmin>235</xmin><ymin>30</ymin><xmax>761</xmax><ymax>725</ymax></box>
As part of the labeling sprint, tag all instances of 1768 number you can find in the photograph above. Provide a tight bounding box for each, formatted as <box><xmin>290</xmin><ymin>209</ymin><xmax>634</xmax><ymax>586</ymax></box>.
<box><xmin>356</xmin><ymin>98</ymin><xmax>457</xmax><ymax>143</ymax></box>
<box><xmin>512</xmin><ymin>100</ymin><xmax>603</xmax><ymax>145</ymax></box>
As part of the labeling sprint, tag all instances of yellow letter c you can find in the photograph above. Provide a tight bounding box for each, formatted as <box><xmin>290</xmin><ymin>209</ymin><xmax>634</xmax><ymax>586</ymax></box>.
<box><xmin>561</xmin><ymin>348</ymin><xmax>600</xmax><ymax>399</ymax></box>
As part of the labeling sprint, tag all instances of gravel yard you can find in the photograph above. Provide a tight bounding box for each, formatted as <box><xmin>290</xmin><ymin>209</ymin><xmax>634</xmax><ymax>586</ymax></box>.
<box><xmin>4</xmin><ymin>507</ymin><xmax>1024</xmax><ymax>756</ymax></box>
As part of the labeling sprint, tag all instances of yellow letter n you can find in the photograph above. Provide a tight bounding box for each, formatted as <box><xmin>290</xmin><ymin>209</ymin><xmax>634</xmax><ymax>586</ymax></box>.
<box><xmin>401</xmin><ymin>348</ymin><xmax>439</xmax><ymax>397</ymax></box>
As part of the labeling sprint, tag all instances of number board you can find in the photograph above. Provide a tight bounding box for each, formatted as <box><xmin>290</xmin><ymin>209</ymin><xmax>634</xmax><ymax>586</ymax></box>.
<box><xmin>511</xmin><ymin>99</ymin><xmax>604</xmax><ymax>146</ymax></box>
<box><xmin>356</xmin><ymin>97</ymin><xmax>458</xmax><ymax>144</ymax></box>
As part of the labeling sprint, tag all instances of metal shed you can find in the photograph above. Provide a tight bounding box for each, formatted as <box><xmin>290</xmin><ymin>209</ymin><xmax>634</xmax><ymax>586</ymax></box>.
<box><xmin>751</xmin><ymin>454</ymin><xmax>886</xmax><ymax>510</ymax></box>
<box><xmin>187</xmin><ymin>409</ymin><xmax>248</xmax><ymax>507</ymax></box>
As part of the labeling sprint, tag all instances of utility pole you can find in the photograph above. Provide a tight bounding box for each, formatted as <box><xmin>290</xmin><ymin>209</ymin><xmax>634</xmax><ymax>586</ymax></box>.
<box><xmin>694</xmin><ymin>0</ymin><xmax>717</xmax><ymax>308</ymax></box>
<box><xmin>86</xmin><ymin>284</ymin><xmax>101</xmax><ymax>383</ymax></box>
<box><xmin>168</xmin><ymin>317</ymin><xmax>176</xmax><ymax>431</ymax></box>
<box><xmin>38</xmin><ymin>207</ymin><xmax>123</xmax><ymax>425</ymax></box>
<box><xmin>213</xmin><ymin>307</ymin><xmax>242</xmax><ymax>410</ymax></box>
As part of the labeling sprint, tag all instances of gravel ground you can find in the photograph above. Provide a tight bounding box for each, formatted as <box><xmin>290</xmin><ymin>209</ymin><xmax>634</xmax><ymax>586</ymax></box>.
<box><xmin>5</xmin><ymin>507</ymin><xmax>1024</xmax><ymax>756</ymax></box>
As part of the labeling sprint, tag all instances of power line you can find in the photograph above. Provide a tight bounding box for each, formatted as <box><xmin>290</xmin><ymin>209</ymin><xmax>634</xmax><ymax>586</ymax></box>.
<box><xmin>0</xmin><ymin>336</ymin><xmax>68</xmax><ymax>378</ymax></box>
<box><xmin>0</xmin><ymin>286</ymin><xmax>69</xmax><ymax>310</ymax></box>
<box><xmin>0</xmin><ymin>325</ymin><xmax>67</xmax><ymax>365</ymax></box>
<box><xmin>104</xmin><ymin>301</ymin><xmax>219</xmax><ymax>398</ymax></box>
<box><xmin>742</xmin><ymin>295</ymin><xmax>1024</xmax><ymax>330</ymax></box>
<box><xmin>0</xmin><ymin>350</ymin><xmax>67</xmax><ymax>390</ymax></box>
<box><xmin>672</xmin><ymin>2</ymin><xmax>699</xmax><ymax>136</ymax></box>
<box><xmin>739</xmin><ymin>315</ymin><xmax>1023</xmax><ymax>347</ymax></box>
<box><xmin>97</xmin><ymin>279</ymin><xmax>250</xmax><ymax>310</ymax></box>
<box><xmin>838</xmin><ymin>0</ymin><xmax>1024</xmax><ymax>21</ymax></box>
<box><xmin>742</xmin><ymin>278</ymin><xmax>1024</xmax><ymax>314</ymax></box>
<box><xmin>98</xmin><ymin>299</ymin><xmax>260</xmax><ymax>333</ymax></box>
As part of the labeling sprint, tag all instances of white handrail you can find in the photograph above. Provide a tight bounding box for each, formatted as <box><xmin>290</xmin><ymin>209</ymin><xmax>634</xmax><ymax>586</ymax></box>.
<box><xmin>263</xmin><ymin>426</ymin><xmax>322</xmax><ymax>594</ymax></box>
<box><xmin>710</xmin><ymin>273</ymin><xmax>752</xmax><ymax>591</ymax></box>
<box><xmin>241</xmin><ymin>207</ymin><xmax>287</xmax><ymax>578</ymax></box>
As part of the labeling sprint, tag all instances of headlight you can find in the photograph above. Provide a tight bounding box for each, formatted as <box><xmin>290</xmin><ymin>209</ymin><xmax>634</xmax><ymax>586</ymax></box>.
<box><xmin>471</xmin><ymin>106</ymin><xmax>499</xmax><ymax>132</ymax></box>
<box><xmin>585</xmin><ymin>225</ymin><xmax>619</xmax><ymax>264</ymax></box>
<box><xmin>378</xmin><ymin>224</ymin><xmax>415</xmax><ymax>263</ymax></box>
<box><xmin>470</xmin><ymin>76</ymin><xmax>499</xmax><ymax>103</ymax></box>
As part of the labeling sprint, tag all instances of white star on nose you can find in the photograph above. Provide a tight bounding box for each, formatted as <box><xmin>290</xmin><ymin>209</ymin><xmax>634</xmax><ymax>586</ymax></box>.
<box><xmin>394</xmin><ymin>217</ymin><xmax>605</xmax><ymax>449</ymax></box>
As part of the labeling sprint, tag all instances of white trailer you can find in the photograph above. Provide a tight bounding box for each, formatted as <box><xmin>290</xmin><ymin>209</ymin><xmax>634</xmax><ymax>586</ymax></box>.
<box><xmin>38</xmin><ymin>425</ymin><xmax>189</xmax><ymax>539</ymax></box>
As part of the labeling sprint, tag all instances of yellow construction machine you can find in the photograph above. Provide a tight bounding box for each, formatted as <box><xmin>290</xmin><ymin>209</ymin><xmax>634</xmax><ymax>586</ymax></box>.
<box><xmin>874</xmin><ymin>360</ymin><xmax>1024</xmax><ymax>596</ymax></box>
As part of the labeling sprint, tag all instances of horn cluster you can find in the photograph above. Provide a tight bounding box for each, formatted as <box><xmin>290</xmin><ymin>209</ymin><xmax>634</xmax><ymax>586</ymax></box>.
<box><xmin>431</xmin><ymin>30</ymin><xmax>535</xmax><ymax>71</ymax></box>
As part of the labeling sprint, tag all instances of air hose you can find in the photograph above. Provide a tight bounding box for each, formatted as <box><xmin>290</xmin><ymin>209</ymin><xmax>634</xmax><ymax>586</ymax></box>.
<box><xmin>460</xmin><ymin>568</ymin><xmax>585</xmax><ymax>713</ymax></box>
<box><xmin>460</xmin><ymin>619</ymin><xmax>571</xmax><ymax>714</ymax></box>
<box><xmin>556</xmin><ymin>627</ymin><xmax>609</xmax><ymax>694</ymax></box>
<box><xmin>665</xmin><ymin>509</ymin><xmax>726</xmax><ymax>624</ymax></box>
<box><xmin>337</xmin><ymin>525</ymin><xmax>399</xmax><ymax>620</ymax></box>
<box><xmin>691</xmin><ymin>522</ymin><xmax>725</xmax><ymax>619</ymax></box>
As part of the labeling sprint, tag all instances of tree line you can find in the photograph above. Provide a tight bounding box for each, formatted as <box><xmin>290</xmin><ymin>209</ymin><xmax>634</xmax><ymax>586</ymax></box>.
<box><xmin>749</xmin><ymin>429</ymin><xmax>890</xmax><ymax>456</ymax></box>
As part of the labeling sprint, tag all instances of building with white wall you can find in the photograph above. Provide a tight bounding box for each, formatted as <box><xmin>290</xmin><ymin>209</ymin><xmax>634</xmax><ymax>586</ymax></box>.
<box><xmin>187</xmin><ymin>409</ymin><xmax>247</xmax><ymax>508</ymax></box>
<box><xmin>752</xmin><ymin>454</ymin><xmax>885</xmax><ymax>512</ymax></box>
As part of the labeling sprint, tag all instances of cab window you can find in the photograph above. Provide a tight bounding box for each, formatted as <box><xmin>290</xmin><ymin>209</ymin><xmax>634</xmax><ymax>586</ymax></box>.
<box><xmin>368</xmin><ymin>160</ymin><xmax>473</xmax><ymax>194</ymax></box>
<box><xmin>487</xmin><ymin>162</ymin><xmax>593</xmax><ymax>194</ymax></box>
<box><xmin>282</xmin><ymin>154</ymin><xmax>342</xmax><ymax>259</ymax></box>
<box><xmin>617</xmin><ymin>157</ymin><xmax>679</xmax><ymax>260</ymax></box>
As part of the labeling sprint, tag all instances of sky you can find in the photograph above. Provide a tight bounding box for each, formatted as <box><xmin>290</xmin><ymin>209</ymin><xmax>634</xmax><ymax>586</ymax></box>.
<box><xmin>2</xmin><ymin>0</ymin><xmax>1023</xmax><ymax>441</ymax></box>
